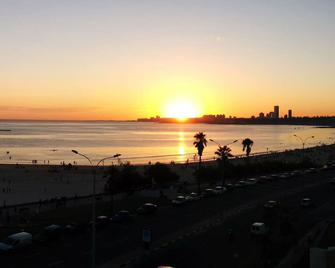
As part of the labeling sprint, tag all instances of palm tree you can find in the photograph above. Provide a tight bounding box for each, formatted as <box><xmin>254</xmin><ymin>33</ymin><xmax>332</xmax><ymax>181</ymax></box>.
<box><xmin>193</xmin><ymin>132</ymin><xmax>207</xmax><ymax>193</ymax></box>
<box><xmin>215</xmin><ymin>145</ymin><xmax>233</xmax><ymax>186</ymax></box>
<box><xmin>242</xmin><ymin>138</ymin><xmax>254</xmax><ymax>157</ymax></box>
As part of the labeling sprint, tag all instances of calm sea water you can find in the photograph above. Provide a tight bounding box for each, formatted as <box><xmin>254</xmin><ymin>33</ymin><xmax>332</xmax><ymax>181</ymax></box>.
<box><xmin>0</xmin><ymin>121</ymin><xmax>334</xmax><ymax>165</ymax></box>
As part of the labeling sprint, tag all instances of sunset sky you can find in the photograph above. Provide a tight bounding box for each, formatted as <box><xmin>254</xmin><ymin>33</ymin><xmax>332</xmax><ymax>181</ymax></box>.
<box><xmin>0</xmin><ymin>0</ymin><xmax>334</xmax><ymax>120</ymax></box>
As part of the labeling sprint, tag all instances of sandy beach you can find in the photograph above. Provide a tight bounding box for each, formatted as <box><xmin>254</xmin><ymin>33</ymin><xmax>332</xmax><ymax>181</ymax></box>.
<box><xmin>0</xmin><ymin>144</ymin><xmax>334</xmax><ymax>207</ymax></box>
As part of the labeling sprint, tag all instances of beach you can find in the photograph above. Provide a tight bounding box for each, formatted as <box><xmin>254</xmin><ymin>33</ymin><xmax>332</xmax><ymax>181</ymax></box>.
<box><xmin>1</xmin><ymin>144</ymin><xmax>334</xmax><ymax>207</ymax></box>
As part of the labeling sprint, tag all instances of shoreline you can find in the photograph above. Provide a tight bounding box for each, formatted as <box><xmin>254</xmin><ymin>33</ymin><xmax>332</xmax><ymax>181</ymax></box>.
<box><xmin>0</xmin><ymin>144</ymin><xmax>334</xmax><ymax>206</ymax></box>
<box><xmin>0</xmin><ymin>143</ymin><xmax>334</xmax><ymax>169</ymax></box>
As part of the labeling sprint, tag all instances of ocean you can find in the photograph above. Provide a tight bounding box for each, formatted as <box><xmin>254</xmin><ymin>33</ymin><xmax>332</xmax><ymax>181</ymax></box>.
<box><xmin>0</xmin><ymin>121</ymin><xmax>334</xmax><ymax>165</ymax></box>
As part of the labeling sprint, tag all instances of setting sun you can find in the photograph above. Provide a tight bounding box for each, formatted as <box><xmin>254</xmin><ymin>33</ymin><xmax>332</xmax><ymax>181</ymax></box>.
<box><xmin>165</xmin><ymin>100</ymin><xmax>200</xmax><ymax>121</ymax></box>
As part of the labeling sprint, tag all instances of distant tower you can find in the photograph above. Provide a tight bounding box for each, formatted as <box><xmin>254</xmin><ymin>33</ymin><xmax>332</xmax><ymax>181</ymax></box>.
<box><xmin>274</xmin><ymin>106</ymin><xmax>280</xmax><ymax>119</ymax></box>
<box><xmin>288</xmin><ymin>109</ymin><xmax>293</xmax><ymax>118</ymax></box>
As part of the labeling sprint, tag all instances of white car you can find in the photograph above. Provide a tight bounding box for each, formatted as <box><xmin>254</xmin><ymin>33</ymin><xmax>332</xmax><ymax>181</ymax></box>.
<box><xmin>213</xmin><ymin>186</ymin><xmax>227</xmax><ymax>194</ymax></box>
<box><xmin>172</xmin><ymin>195</ymin><xmax>186</xmax><ymax>206</ymax></box>
<box><xmin>300</xmin><ymin>198</ymin><xmax>313</xmax><ymax>207</ymax></box>
<box><xmin>0</xmin><ymin>232</ymin><xmax>32</xmax><ymax>252</ymax></box>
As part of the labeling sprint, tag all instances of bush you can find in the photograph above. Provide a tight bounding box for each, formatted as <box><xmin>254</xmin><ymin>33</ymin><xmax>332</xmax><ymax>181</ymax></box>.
<box><xmin>194</xmin><ymin>166</ymin><xmax>220</xmax><ymax>183</ymax></box>
<box><xmin>145</xmin><ymin>162</ymin><xmax>179</xmax><ymax>186</ymax></box>
<box><xmin>105</xmin><ymin>164</ymin><xmax>150</xmax><ymax>194</ymax></box>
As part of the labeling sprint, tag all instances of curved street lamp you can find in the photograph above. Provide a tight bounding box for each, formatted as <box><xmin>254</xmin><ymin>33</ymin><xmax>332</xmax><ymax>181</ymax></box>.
<box><xmin>71</xmin><ymin>150</ymin><xmax>121</xmax><ymax>268</ymax></box>
<box><xmin>293</xmin><ymin>134</ymin><xmax>315</xmax><ymax>150</ymax></box>
<box><xmin>209</xmin><ymin>139</ymin><xmax>239</xmax><ymax>148</ymax></box>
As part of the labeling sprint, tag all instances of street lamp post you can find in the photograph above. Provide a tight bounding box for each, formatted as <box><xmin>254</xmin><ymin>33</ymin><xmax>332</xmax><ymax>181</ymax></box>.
<box><xmin>209</xmin><ymin>139</ymin><xmax>239</xmax><ymax>148</ymax></box>
<box><xmin>293</xmin><ymin>135</ymin><xmax>315</xmax><ymax>150</ymax></box>
<box><xmin>71</xmin><ymin>150</ymin><xmax>121</xmax><ymax>268</ymax></box>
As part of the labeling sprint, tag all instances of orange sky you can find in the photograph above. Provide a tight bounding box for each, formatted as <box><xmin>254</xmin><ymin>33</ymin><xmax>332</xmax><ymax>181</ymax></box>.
<box><xmin>0</xmin><ymin>1</ymin><xmax>334</xmax><ymax>120</ymax></box>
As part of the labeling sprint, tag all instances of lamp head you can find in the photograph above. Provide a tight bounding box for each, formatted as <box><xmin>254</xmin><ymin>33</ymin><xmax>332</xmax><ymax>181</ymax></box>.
<box><xmin>72</xmin><ymin>150</ymin><xmax>79</xmax><ymax>154</ymax></box>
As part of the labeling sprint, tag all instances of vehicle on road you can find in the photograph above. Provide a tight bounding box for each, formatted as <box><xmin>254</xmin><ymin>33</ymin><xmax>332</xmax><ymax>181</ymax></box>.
<box><xmin>258</xmin><ymin>176</ymin><xmax>268</xmax><ymax>183</ymax></box>
<box><xmin>250</xmin><ymin>222</ymin><xmax>268</xmax><ymax>236</ymax></box>
<box><xmin>264</xmin><ymin>200</ymin><xmax>280</xmax><ymax>209</ymax></box>
<box><xmin>300</xmin><ymin>198</ymin><xmax>313</xmax><ymax>207</ymax></box>
<box><xmin>64</xmin><ymin>222</ymin><xmax>87</xmax><ymax>235</ymax></box>
<box><xmin>186</xmin><ymin>192</ymin><xmax>201</xmax><ymax>201</ymax></box>
<box><xmin>235</xmin><ymin>180</ymin><xmax>247</xmax><ymax>188</ymax></box>
<box><xmin>111</xmin><ymin>210</ymin><xmax>133</xmax><ymax>223</ymax></box>
<box><xmin>35</xmin><ymin>224</ymin><xmax>63</xmax><ymax>243</ymax></box>
<box><xmin>213</xmin><ymin>186</ymin><xmax>226</xmax><ymax>194</ymax></box>
<box><xmin>137</xmin><ymin>203</ymin><xmax>158</xmax><ymax>215</ymax></box>
<box><xmin>172</xmin><ymin>196</ymin><xmax>187</xmax><ymax>206</ymax></box>
<box><xmin>225</xmin><ymin>183</ymin><xmax>234</xmax><ymax>190</ymax></box>
<box><xmin>203</xmin><ymin>188</ymin><xmax>216</xmax><ymax>197</ymax></box>
<box><xmin>0</xmin><ymin>232</ymin><xmax>32</xmax><ymax>253</ymax></box>
<box><xmin>88</xmin><ymin>216</ymin><xmax>110</xmax><ymax>230</ymax></box>
<box><xmin>246</xmin><ymin>178</ymin><xmax>257</xmax><ymax>185</ymax></box>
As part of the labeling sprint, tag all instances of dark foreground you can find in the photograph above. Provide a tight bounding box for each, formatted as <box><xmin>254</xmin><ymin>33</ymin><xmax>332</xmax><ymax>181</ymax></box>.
<box><xmin>1</xmin><ymin>167</ymin><xmax>335</xmax><ymax>268</ymax></box>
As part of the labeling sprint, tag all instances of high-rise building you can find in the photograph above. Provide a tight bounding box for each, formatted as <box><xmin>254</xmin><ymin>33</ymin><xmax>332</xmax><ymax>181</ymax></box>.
<box><xmin>288</xmin><ymin>109</ymin><xmax>293</xmax><ymax>118</ymax></box>
<box><xmin>274</xmin><ymin>106</ymin><xmax>280</xmax><ymax>119</ymax></box>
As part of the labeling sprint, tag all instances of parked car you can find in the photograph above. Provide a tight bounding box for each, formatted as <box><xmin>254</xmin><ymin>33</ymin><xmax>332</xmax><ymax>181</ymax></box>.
<box><xmin>250</xmin><ymin>222</ymin><xmax>268</xmax><ymax>236</ymax></box>
<box><xmin>64</xmin><ymin>222</ymin><xmax>87</xmax><ymax>235</ymax></box>
<box><xmin>225</xmin><ymin>183</ymin><xmax>234</xmax><ymax>190</ymax></box>
<box><xmin>189</xmin><ymin>192</ymin><xmax>201</xmax><ymax>201</ymax></box>
<box><xmin>235</xmin><ymin>180</ymin><xmax>247</xmax><ymax>188</ymax></box>
<box><xmin>185</xmin><ymin>192</ymin><xmax>201</xmax><ymax>201</ymax></box>
<box><xmin>35</xmin><ymin>224</ymin><xmax>63</xmax><ymax>243</ymax></box>
<box><xmin>246</xmin><ymin>178</ymin><xmax>257</xmax><ymax>185</ymax></box>
<box><xmin>213</xmin><ymin>186</ymin><xmax>226</xmax><ymax>194</ymax></box>
<box><xmin>111</xmin><ymin>210</ymin><xmax>133</xmax><ymax>223</ymax></box>
<box><xmin>172</xmin><ymin>196</ymin><xmax>186</xmax><ymax>206</ymax></box>
<box><xmin>137</xmin><ymin>203</ymin><xmax>158</xmax><ymax>215</ymax></box>
<box><xmin>270</xmin><ymin>174</ymin><xmax>278</xmax><ymax>180</ymax></box>
<box><xmin>258</xmin><ymin>176</ymin><xmax>268</xmax><ymax>183</ymax></box>
<box><xmin>300</xmin><ymin>198</ymin><xmax>313</xmax><ymax>207</ymax></box>
<box><xmin>0</xmin><ymin>232</ymin><xmax>32</xmax><ymax>253</ymax></box>
<box><xmin>264</xmin><ymin>200</ymin><xmax>280</xmax><ymax>209</ymax></box>
<box><xmin>89</xmin><ymin>216</ymin><xmax>110</xmax><ymax>230</ymax></box>
<box><xmin>203</xmin><ymin>188</ymin><xmax>216</xmax><ymax>197</ymax></box>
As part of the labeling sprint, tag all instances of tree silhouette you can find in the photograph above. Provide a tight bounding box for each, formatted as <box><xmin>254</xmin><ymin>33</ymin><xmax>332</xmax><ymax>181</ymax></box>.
<box><xmin>193</xmin><ymin>132</ymin><xmax>207</xmax><ymax>193</ymax></box>
<box><xmin>215</xmin><ymin>145</ymin><xmax>233</xmax><ymax>186</ymax></box>
<box><xmin>242</xmin><ymin>138</ymin><xmax>254</xmax><ymax>157</ymax></box>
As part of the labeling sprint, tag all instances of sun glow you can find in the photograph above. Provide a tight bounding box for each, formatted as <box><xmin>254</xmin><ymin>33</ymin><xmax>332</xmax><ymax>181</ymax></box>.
<box><xmin>165</xmin><ymin>101</ymin><xmax>200</xmax><ymax>121</ymax></box>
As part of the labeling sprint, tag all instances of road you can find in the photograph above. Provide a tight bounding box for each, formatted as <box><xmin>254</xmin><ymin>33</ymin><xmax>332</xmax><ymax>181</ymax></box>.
<box><xmin>1</xmin><ymin>167</ymin><xmax>335</xmax><ymax>268</ymax></box>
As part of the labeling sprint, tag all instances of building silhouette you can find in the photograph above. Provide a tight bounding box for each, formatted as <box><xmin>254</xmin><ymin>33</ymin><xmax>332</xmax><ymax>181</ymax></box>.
<box><xmin>274</xmin><ymin>106</ymin><xmax>280</xmax><ymax>119</ymax></box>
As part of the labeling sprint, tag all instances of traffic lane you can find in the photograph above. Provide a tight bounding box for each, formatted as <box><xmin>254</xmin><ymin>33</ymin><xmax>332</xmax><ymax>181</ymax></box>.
<box><xmin>93</xmin><ymin>171</ymin><xmax>334</xmax><ymax>266</ymax></box>
<box><xmin>1</xmin><ymin>169</ymin><xmax>334</xmax><ymax>268</ymax></box>
<box><xmin>135</xmin><ymin>180</ymin><xmax>335</xmax><ymax>268</ymax></box>
<box><xmin>93</xmin><ymin>172</ymin><xmax>332</xmax><ymax>263</ymax></box>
